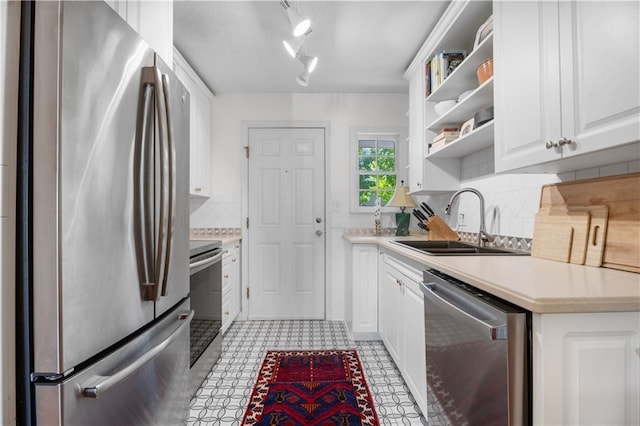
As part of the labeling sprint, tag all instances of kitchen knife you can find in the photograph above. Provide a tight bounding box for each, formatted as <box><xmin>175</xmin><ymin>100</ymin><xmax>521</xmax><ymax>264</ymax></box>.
<box><xmin>421</xmin><ymin>202</ymin><xmax>436</xmax><ymax>217</ymax></box>
<box><xmin>413</xmin><ymin>209</ymin><xmax>428</xmax><ymax>222</ymax></box>
<box><xmin>417</xmin><ymin>222</ymin><xmax>428</xmax><ymax>231</ymax></box>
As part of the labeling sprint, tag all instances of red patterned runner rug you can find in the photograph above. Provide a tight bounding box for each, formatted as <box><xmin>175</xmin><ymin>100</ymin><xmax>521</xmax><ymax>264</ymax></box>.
<box><xmin>241</xmin><ymin>349</ymin><xmax>380</xmax><ymax>425</ymax></box>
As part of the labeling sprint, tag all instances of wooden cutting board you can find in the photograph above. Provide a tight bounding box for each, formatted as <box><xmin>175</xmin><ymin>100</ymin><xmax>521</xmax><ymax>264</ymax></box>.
<box><xmin>540</xmin><ymin>172</ymin><xmax>639</xmax><ymax>273</ymax></box>
<box><xmin>532</xmin><ymin>207</ymin><xmax>591</xmax><ymax>263</ymax></box>
<box><xmin>568</xmin><ymin>205</ymin><xmax>609</xmax><ymax>267</ymax></box>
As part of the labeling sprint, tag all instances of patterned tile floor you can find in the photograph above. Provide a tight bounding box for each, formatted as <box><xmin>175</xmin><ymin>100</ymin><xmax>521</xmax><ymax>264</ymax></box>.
<box><xmin>187</xmin><ymin>320</ymin><xmax>427</xmax><ymax>425</ymax></box>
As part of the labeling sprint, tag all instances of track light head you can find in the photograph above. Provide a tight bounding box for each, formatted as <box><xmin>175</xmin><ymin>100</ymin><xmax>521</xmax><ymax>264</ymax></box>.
<box><xmin>297</xmin><ymin>54</ymin><xmax>318</xmax><ymax>73</ymax></box>
<box><xmin>296</xmin><ymin>70</ymin><xmax>310</xmax><ymax>87</ymax></box>
<box><xmin>283</xmin><ymin>31</ymin><xmax>307</xmax><ymax>58</ymax></box>
<box><xmin>286</xmin><ymin>7</ymin><xmax>310</xmax><ymax>37</ymax></box>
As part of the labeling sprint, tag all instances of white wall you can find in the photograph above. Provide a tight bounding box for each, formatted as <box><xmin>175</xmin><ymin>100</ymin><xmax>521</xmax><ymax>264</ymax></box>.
<box><xmin>189</xmin><ymin>93</ymin><xmax>410</xmax><ymax>320</ymax></box>
<box><xmin>1</xmin><ymin>2</ymin><xmax>19</xmax><ymax>424</ymax></box>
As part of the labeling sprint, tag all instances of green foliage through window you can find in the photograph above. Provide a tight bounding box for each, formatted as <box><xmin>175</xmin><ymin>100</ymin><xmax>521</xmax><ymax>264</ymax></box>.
<box><xmin>358</xmin><ymin>137</ymin><xmax>397</xmax><ymax>206</ymax></box>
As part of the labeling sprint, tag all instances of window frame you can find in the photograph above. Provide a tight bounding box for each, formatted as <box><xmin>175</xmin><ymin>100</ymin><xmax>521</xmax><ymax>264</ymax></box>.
<box><xmin>350</xmin><ymin>127</ymin><xmax>408</xmax><ymax>214</ymax></box>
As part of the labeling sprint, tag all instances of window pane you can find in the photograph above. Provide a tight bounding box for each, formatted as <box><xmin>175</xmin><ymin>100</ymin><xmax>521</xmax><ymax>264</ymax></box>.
<box><xmin>377</xmin><ymin>156</ymin><xmax>395</xmax><ymax>171</ymax></box>
<box><xmin>377</xmin><ymin>174</ymin><xmax>396</xmax><ymax>191</ymax></box>
<box><xmin>378</xmin><ymin>140</ymin><xmax>395</xmax><ymax>157</ymax></box>
<box><xmin>378</xmin><ymin>190</ymin><xmax>395</xmax><ymax>205</ymax></box>
<box><xmin>359</xmin><ymin>174</ymin><xmax>377</xmax><ymax>190</ymax></box>
<box><xmin>358</xmin><ymin>140</ymin><xmax>376</xmax><ymax>157</ymax></box>
<box><xmin>358</xmin><ymin>156</ymin><xmax>376</xmax><ymax>171</ymax></box>
<box><xmin>359</xmin><ymin>190</ymin><xmax>376</xmax><ymax>206</ymax></box>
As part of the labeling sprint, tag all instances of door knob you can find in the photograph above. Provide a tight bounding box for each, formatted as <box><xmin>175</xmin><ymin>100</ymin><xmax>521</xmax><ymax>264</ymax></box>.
<box><xmin>315</xmin><ymin>217</ymin><xmax>322</xmax><ymax>223</ymax></box>
<box><xmin>316</xmin><ymin>230</ymin><xmax>323</xmax><ymax>236</ymax></box>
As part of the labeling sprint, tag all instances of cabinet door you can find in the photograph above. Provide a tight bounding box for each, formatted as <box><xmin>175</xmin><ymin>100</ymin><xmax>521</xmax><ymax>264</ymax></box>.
<box><xmin>533</xmin><ymin>312</ymin><xmax>640</xmax><ymax>426</ymax></box>
<box><xmin>401</xmin><ymin>279</ymin><xmax>428</xmax><ymax>417</ymax></box>
<box><xmin>229</xmin><ymin>244</ymin><xmax>241</xmax><ymax>321</ymax></box>
<box><xmin>408</xmin><ymin>69</ymin><xmax>425</xmax><ymax>193</ymax></box>
<box><xmin>173</xmin><ymin>50</ymin><xmax>213</xmax><ymax>198</ymax></box>
<box><xmin>494</xmin><ymin>0</ymin><xmax>563</xmax><ymax>173</ymax></box>
<box><xmin>559</xmin><ymin>1</ymin><xmax>640</xmax><ymax>157</ymax></box>
<box><xmin>379</xmin><ymin>258</ymin><xmax>402</xmax><ymax>363</ymax></box>
<box><xmin>351</xmin><ymin>245</ymin><xmax>379</xmax><ymax>334</ymax></box>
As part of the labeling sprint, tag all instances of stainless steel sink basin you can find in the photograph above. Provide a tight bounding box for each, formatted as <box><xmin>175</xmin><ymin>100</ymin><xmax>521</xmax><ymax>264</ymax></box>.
<box><xmin>391</xmin><ymin>240</ymin><xmax>530</xmax><ymax>256</ymax></box>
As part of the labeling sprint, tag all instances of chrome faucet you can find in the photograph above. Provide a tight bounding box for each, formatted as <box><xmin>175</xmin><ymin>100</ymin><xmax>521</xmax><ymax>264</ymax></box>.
<box><xmin>445</xmin><ymin>187</ymin><xmax>495</xmax><ymax>247</ymax></box>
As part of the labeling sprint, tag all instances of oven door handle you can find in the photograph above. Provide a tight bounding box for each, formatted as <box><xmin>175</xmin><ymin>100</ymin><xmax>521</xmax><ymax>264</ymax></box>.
<box><xmin>421</xmin><ymin>282</ymin><xmax>506</xmax><ymax>340</ymax></box>
<box><xmin>189</xmin><ymin>251</ymin><xmax>223</xmax><ymax>271</ymax></box>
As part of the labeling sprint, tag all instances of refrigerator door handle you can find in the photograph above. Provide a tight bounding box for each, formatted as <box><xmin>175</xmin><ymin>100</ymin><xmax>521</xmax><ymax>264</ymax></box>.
<box><xmin>135</xmin><ymin>72</ymin><xmax>158</xmax><ymax>300</ymax></box>
<box><xmin>151</xmin><ymin>66</ymin><xmax>170</xmax><ymax>301</ymax></box>
<box><xmin>159</xmin><ymin>72</ymin><xmax>175</xmax><ymax>297</ymax></box>
<box><xmin>81</xmin><ymin>309</ymin><xmax>194</xmax><ymax>399</ymax></box>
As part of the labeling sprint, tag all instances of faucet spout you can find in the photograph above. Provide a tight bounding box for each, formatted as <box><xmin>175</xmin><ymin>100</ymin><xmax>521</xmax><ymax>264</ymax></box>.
<box><xmin>446</xmin><ymin>187</ymin><xmax>495</xmax><ymax>247</ymax></box>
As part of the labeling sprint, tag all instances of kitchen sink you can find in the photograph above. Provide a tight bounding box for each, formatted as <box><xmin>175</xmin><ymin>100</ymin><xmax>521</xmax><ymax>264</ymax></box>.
<box><xmin>390</xmin><ymin>240</ymin><xmax>530</xmax><ymax>256</ymax></box>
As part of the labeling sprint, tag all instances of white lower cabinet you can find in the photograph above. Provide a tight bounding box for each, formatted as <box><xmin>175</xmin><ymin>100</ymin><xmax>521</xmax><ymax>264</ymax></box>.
<box><xmin>221</xmin><ymin>242</ymin><xmax>241</xmax><ymax>333</ymax></box>
<box><xmin>345</xmin><ymin>244</ymin><xmax>379</xmax><ymax>339</ymax></box>
<box><xmin>379</xmin><ymin>252</ymin><xmax>428</xmax><ymax>417</ymax></box>
<box><xmin>532</xmin><ymin>311</ymin><xmax>640</xmax><ymax>426</ymax></box>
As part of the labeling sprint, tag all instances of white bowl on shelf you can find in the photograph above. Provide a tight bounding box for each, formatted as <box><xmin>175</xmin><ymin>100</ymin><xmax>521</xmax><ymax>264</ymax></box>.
<box><xmin>457</xmin><ymin>89</ymin><xmax>474</xmax><ymax>102</ymax></box>
<box><xmin>434</xmin><ymin>100</ymin><xmax>457</xmax><ymax>117</ymax></box>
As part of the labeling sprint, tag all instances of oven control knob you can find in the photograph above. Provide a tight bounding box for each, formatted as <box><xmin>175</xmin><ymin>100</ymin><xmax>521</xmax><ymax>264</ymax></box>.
<box><xmin>316</xmin><ymin>230</ymin><xmax>323</xmax><ymax>236</ymax></box>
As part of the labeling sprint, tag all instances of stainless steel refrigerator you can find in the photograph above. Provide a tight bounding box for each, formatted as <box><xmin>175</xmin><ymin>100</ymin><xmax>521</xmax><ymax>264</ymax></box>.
<box><xmin>16</xmin><ymin>2</ymin><xmax>191</xmax><ymax>424</ymax></box>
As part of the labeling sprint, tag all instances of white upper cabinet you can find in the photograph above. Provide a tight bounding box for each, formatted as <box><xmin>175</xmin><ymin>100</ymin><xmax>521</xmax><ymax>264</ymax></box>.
<box><xmin>105</xmin><ymin>0</ymin><xmax>173</xmax><ymax>64</ymax></box>
<box><xmin>173</xmin><ymin>49</ymin><xmax>213</xmax><ymax>198</ymax></box>
<box><xmin>494</xmin><ymin>0</ymin><xmax>640</xmax><ymax>173</ymax></box>
<box><xmin>404</xmin><ymin>0</ymin><xmax>493</xmax><ymax>193</ymax></box>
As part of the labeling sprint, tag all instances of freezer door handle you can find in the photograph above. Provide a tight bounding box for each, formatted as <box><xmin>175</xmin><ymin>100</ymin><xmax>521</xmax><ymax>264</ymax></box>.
<box><xmin>81</xmin><ymin>309</ymin><xmax>194</xmax><ymax>399</ymax></box>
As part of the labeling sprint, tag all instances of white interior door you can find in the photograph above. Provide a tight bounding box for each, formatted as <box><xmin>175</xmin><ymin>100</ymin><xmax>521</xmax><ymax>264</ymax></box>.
<box><xmin>248</xmin><ymin>127</ymin><xmax>325</xmax><ymax>319</ymax></box>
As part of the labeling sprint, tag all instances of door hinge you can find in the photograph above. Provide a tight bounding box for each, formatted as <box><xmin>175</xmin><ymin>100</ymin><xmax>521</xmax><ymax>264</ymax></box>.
<box><xmin>246</xmin><ymin>287</ymin><xmax>250</xmax><ymax>299</ymax></box>
<box><xmin>244</xmin><ymin>146</ymin><xmax>249</xmax><ymax>158</ymax></box>
<box><xmin>246</xmin><ymin>217</ymin><xmax>249</xmax><ymax>229</ymax></box>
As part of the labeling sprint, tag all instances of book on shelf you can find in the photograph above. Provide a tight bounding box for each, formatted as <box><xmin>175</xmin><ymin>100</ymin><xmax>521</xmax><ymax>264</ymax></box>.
<box><xmin>432</xmin><ymin>133</ymin><xmax>459</xmax><ymax>143</ymax></box>
<box><xmin>425</xmin><ymin>50</ymin><xmax>467</xmax><ymax>96</ymax></box>
<box><xmin>429</xmin><ymin>138</ymin><xmax>453</xmax><ymax>154</ymax></box>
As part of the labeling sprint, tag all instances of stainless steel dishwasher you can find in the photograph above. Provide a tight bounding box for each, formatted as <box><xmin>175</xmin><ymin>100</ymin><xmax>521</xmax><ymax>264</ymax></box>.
<box><xmin>421</xmin><ymin>268</ymin><xmax>530</xmax><ymax>426</ymax></box>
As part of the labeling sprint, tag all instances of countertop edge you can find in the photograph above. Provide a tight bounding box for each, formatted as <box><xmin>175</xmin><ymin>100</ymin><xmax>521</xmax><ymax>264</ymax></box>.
<box><xmin>344</xmin><ymin>234</ymin><xmax>640</xmax><ymax>314</ymax></box>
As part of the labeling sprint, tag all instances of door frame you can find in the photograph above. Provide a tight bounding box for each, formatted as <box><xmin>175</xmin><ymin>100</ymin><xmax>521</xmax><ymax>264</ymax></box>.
<box><xmin>240</xmin><ymin>121</ymin><xmax>331</xmax><ymax>321</ymax></box>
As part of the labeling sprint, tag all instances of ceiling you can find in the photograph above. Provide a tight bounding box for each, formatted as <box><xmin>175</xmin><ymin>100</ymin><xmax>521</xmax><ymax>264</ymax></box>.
<box><xmin>173</xmin><ymin>1</ymin><xmax>450</xmax><ymax>94</ymax></box>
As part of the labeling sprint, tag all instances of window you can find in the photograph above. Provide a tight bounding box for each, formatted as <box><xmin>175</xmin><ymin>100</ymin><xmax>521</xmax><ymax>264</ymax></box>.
<box><xmin>357</xmin><ymin>134</ymin><xmax>398</xmax><ymax>208</ymax></box>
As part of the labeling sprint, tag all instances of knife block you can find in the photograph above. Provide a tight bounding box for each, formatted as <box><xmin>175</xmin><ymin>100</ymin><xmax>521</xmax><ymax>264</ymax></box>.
<box><xmin>425</xmin><ymin>215</ymin><xmax>460</xmax><ymax>241</ymax></box>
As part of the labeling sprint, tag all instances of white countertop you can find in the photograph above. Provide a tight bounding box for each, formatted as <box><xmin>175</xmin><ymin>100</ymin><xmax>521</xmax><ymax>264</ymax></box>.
<box><xmin>190</xmin><ymin>235</ymin><xmax>241</xmax><ymax>246</ymax></box>
<box><xmin>344</xmin><ymin>234</ymin><xmax>640</xmax><ymax>314</ymax></box>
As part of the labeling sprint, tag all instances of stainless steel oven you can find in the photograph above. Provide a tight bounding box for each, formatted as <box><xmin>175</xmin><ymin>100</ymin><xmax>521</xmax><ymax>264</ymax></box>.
<box><xmin>189</xmin><ymin>240</ymin><xmax>223</xmax><ymax>396</ymax></box>
<box><xmin>421</xmin><ymin>268</ymin><xmax>531</xmax><ymax>425</ymax></box>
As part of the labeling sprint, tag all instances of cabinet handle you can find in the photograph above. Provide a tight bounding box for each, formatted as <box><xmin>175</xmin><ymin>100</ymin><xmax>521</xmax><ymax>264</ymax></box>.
<box><xmin>194</xmin><ymin>187</ymin><xmax>201</xmax><ymax>192</ymax></box>
<box><xmin>224</xmin><ymin>274</ymin><xmax>229</xmax><ymax>279</ymax></box>
<box><xmin>232</xmin><ymin>259</ymin><xmax>237</xmax><ymax>263</ymax></box>
<box><xmin>225</xmin><ymin>311</ymin><xmax>229</xmax><ymax>316</ymax></box>
<box><xmin>545</xmin><ymin>138</ymin><xmax>573</xmax><ymax>149</ymax></box>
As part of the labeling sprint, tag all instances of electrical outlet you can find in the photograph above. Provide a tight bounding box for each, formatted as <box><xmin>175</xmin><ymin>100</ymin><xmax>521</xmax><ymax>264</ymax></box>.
<box><xmin>457</xmin><ymin>212</ymin><xmax>466</xmax><ymax>226</ymax></box>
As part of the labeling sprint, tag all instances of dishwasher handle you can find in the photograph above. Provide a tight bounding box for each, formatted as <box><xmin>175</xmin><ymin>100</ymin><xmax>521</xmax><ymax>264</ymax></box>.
<box><xmin>421</xmin><ymin>281</ymin><xmax>506</xmax><ymax>341</ymax></box>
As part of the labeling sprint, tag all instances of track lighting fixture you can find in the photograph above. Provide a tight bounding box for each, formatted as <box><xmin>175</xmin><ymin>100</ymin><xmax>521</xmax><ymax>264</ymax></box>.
<box><xmin>280</xmin><ymin>0</ymin><xmax>310</xmax><ymax>37</ymax></box>
<box><xmin>280</xmin><ymin>1</ymin><xmax>318</xmax><ymax>87</ymax></box>
<box><xmin>297</xmin><ymin>54</ymin><xmax>318</xmax><ymax>73</ymax></box>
